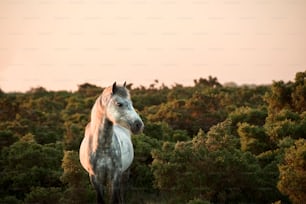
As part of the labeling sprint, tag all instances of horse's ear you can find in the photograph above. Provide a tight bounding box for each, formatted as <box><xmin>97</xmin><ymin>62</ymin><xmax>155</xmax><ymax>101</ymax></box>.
<box><xmin>123</xmin><ymin>81</ymin><xmax>126</xmax><ymax>87</ymax></box>
<box><xmin>112</xmin><ymin>82</ymin><xmax>117</xmax><ymax>94</ymax></box>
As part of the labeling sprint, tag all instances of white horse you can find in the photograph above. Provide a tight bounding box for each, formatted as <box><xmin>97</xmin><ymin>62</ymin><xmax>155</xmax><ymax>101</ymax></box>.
<box><xmin>79</xmin><ymin>82</ymin><xmax>144</xmax><ymax>204</ymax></box>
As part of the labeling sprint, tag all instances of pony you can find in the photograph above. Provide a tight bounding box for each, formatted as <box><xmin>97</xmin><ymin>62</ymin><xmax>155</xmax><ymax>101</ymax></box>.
<box><xmin>79</xmin><ymin>82</ymin><xmax>144</xmax><ymax>204</ymax></box>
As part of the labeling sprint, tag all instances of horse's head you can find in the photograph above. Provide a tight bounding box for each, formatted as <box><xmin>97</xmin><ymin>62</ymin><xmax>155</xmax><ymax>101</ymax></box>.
<box><xmin>102</xmin><ymin>82</ymin><xmax>144</xmax><ymax>134</ymax></box>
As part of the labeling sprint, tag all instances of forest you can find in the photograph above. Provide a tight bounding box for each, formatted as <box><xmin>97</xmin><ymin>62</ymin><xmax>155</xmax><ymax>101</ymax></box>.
<box><xmin>0</xmin><ymin>71</ymin><xmax>305</xmax><ymax>204</ymax></box>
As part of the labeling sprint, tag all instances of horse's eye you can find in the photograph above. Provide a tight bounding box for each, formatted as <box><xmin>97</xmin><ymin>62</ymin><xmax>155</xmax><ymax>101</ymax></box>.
<box><xmin>116</xmin><ymin>102</ymin><xmax>123</xmax><ymax>107</ymax></box>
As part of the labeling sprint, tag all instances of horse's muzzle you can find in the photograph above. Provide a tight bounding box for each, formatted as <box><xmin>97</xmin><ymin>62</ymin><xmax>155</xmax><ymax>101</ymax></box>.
<box><xmin>131</xmin><ymin>119</ymin><xmax>144</xmax><ymax>134</ymax></box>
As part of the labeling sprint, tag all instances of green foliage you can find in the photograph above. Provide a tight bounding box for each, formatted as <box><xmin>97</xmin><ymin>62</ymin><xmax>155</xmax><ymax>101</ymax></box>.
<box><xmin>146</xmin><ymin>90</ymin><xmax>227</xmax><ymax>135</ymax></box>
<box><xmin>77</xmin><ymin>83</ymin><xmax>102</xmax><ymax>98</ymax></box>
<box><xmin>291</xmin><ymin>72</ymin><xmax>306</xmax><ymax>112</ymax></box>
<box><xmin>204</xmin><ymin>120</ymin><xmax>239</xmax><ymax>151</ymax></box>
<box><xmin>0</xmin><ymin>141</ymin><xmax>63</xmax><ymax>200</ymax></box>
<box><xmin>24</xmin><ymin>187</ymin><xmax>62</xmax><ymax>204</ymax></box>
<box><xmin>152</xmin><ymin>134</ymin><xmax>263</xmax><ymax>203</ymax></box>
<box><xmin>0</xmin><ymin>93</ymin><xmax>21</xmax><ymax>121</ymax></box>
<box><xmin>0</xmin><ymin>73</ymin><xmax>304</xmax><ymax>203</ymax></box>
<box><xmin>130</xmin><ymin>134</ymin><xmax>161</xmax><ymax>195</ymax></box>
<box><xmin>265</xmin><ymin>71</ymin><xmax>305</xmax><ymax>115</ymax></box>
<box><xmin>238</xmin><ymin>122</ymin><xmax>270</xmax><ymax>155</ymax></box>
<box><xmin>265</xmin><ymin>109</ymin><xmax>306</xmax><ymax>144</ymax></box>
<box><xmin>278</xmin><ymin>139</ymin><xmax>306</xmax><ymax>204</ymax></box>
<box><xmin>142</xmin><ymin>121</ymin><xmax>171</xmax><ymax>141</ymax></box>
<box><xmin>0</xmin><ymin>130</ymin><xmax>18</xmax><ymax>149</ymax></box>
<box><xmin>131</xmin><ymin>84</ymin><xmax>169</xmax><ymax>111</ymax></box>
<box><xmin>167</xmin><ymin>84</ymin><xmax>194</xmax><ymax>101</ymax></box>
<box><xmin>229</xmin><ymin>106</ymin><xmax>267</xmax><ymax>127</ymax></box>
<box><xmin>63</xmin><ymin>122</ymin><xmax>84</xmax><ymax>151</ymax></box>
<box><xmin>187</xmin><ymin>198</ymin><xmax>211</xmax><ymax>204</ymax></box>
<box><xmin>146</xmin><ymin>99</ymin><xmax>189</xmax><ymax>132</ymax></box>
<box><xmin>0</xmin><ymin>195</ymin><xmax>22</xmax><ymax>204</ymax></box>
<box><xmin>61</xmin><ymin>151</ymin><xmax>87</xmax><ymax>187</ymax></box>
<box><xmin>60</xmin><ymin>150</ymin><xmax>94</xmax><ymax>204</ymax></box>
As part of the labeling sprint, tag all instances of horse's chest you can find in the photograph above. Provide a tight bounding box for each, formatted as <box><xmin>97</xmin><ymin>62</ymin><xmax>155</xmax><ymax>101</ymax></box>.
<box><xmin>92</xmin><ymin>129</ymin><xmax>134</xmax><ymax>172</ymax></box>
<box><xmin>114</xmin><ymin>131</ymin><xmax>134</xmax><ymax>171</ymax></box>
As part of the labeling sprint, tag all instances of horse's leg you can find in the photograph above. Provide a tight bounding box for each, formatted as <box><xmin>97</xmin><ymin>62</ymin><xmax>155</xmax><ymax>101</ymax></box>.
<box><xmin>120</xmin><ymin>169</ymin><xmax>130</xmax><ymax>203</ymax></box>
<box><xmin>90</xmin><ymin>175</ymin><xmax>105</xmax><ymax>204</ymax></box>
<box><xmin>111</xmin><ymin>173</ymin><xmax>123</xmax><ymax>204</ymax></box>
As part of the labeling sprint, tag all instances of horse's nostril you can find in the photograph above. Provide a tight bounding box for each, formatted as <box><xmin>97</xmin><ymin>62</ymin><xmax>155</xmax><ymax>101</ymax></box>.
<box><xmin>132</xmin><ymin>119</ymin><xmax>143</xmax><ymax>133</ymax></box>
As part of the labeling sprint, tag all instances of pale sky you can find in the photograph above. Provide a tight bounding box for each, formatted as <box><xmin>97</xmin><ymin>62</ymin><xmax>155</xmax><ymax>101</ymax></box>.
<box><xmin>0</xmin><ymin>0</ymin><xmax>305</xmax><ymax>92</ymax></box>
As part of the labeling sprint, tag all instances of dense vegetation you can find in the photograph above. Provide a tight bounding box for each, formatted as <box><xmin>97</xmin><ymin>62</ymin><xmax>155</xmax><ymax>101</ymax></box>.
<box><xmin>0</xmin><ymin>71</ymin><xmax>305</xmax><ymax>204</ymax></box>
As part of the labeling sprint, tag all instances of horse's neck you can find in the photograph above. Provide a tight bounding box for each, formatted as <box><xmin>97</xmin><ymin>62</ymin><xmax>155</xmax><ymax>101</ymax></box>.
<box><xmin>91</xmin><ymin>116</ymin><xmax>114</xmax><ymax>152</ymax></box>
<box><xmin>90</xmin><ymin>97</ymin><xmax>114</xmax><ymax>151</ymax></box>
<box><xmin>98</xmin><ymin>117</ymin><xmax>113</xmax><ymax>149</ymax></box>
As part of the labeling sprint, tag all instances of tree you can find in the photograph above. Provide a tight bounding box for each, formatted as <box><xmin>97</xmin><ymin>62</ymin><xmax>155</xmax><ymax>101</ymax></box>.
<box><xmin>0</xmin><ymin>71</ymin><xmax>304</xmax><ymax>203</ymax></box>
<box><xmin>265</xmin><ymin>71</ymin><xmax>305</xmax><ymax>116</ymax></box>
<box><xmin>63</xmin><ymin>122</ymin><xmax>84</xmax><ymax>151</ymax></box>
<box><xmin>60</xmin><ymin>150</ymin><xmax>94</xmax><ymax>204</ymax></box>
<box><xmin>152</xmin><ymin>123</ymin><xmax>263</xmax><ymax>203</ymax></box>
<box><xmin>184</xmin><ymin>90</ymin><xmax>227</xmax><ymax>133</ymax></box>
<box><xmin>228</xmin><ymin>107</ymin><xmax>267</xmax><ymax>127</ymax></box>
<box><xmin>0</xmin><ymin>93</ymin><xmax>20</xmax><ymax>121</ymax></box>
<box><xmin>193</xmin><ymin>76</ymin><xmax>222</xmax><ymax>88</ymax></box>
<box><xmin>24</xmin><ymin>187</ymin><xmax>62</xmax><ymax>204</ymax></box>
<box><xmin>0</xmin><ymin>195</ymin><xmax>22</xmax><ymax>204</ymax></box>
<box><xmin>238</xmin><ymin>122</ymin><xmax>270</xmax><ymax>155</ymax></box>
<box><xmin>265</xmin><ymin>81</ymin><xmax>293</xmax><ymax>115</ymax></box>
<box><xmin>204</xmin><ymin>120</ymin><xmax>239</xmax><ymax>152</ymax></box>
<box><xmin>147</xmin><ymin>90</ymin><xmax>227</xmax><ymax>135</ymax></box>
<box><xmin>146</xmin><ymin>99</ymin><xmax>189</xmax><ymax>132</ymax></box>
<box><xmin>77</xmin><ymin>83</ymin><xmax>102</xmax><ymax>98</ymax></box>
<box><xmin>167</xmin><ymin>85</ymin><xmax>194</xmax><ymax>101</ymax></box>
<box><xmin>291</xmin><ymin>71</ymin><xmax>306</xmax><ymax>112</ymax></box>
<box><xmin>131</xmin><ymin>85</ymin><xmax>169</xmax><ymax>111</ymax></box>
<box><xmin>0</xmin><ymin>130</ymin><xmax>18</xmax><ymax>149</ymax></box>
<box><xmin>256</xmin><ymin>149</ymin><xmax>287</xmax><ymax>203</ymax></box>
<box><xmin>0</xmin><ymin>140</ymin><xmax>63</xmax><ymax>200</ymax></box>
<box><xmin>265</xmin><ymin>109</ymin><xmax>306</xmax><ymax>144</ymax></box>
<box><xmin>278</xmin><ymin>139</ymin><xmax>306</xmax><ymax>204</ymax></box>
<box><xmin>126</xmin><ymin>134</ymin><xmax>161</xmax><ymax>202</ymax></box>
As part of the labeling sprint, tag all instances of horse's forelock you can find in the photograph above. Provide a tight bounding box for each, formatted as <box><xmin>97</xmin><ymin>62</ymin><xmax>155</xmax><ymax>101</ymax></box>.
<box><xmin>100</xmin><ymin>85</ymin><xmax>129</xmax><ymax>106</ymax></box>
<box><xmin>113</xmin><ymin>86</ymin><xmax>129</xmax><ymax>98</ymax></box>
